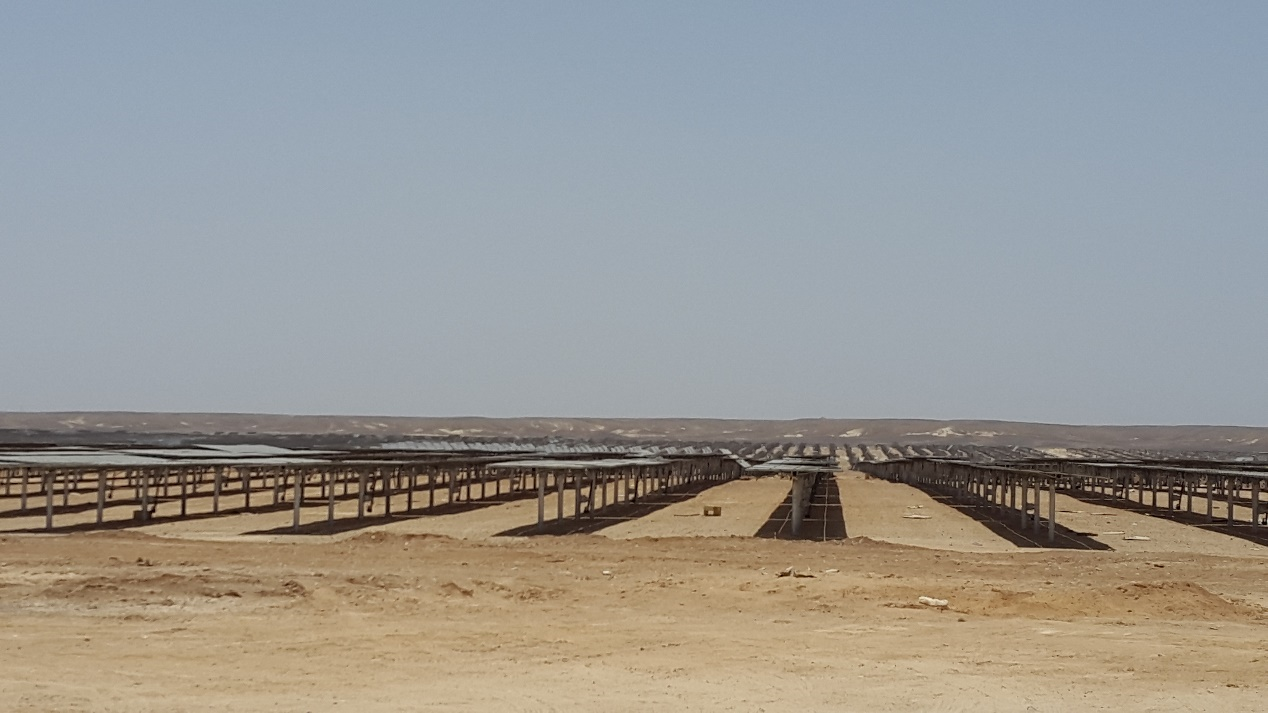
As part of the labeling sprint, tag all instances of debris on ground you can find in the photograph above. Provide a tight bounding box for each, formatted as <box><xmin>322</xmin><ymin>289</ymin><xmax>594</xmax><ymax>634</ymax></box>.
<box><xmin>775</xmin><ymin>567</ymin><xmax>815</xmax><ymax>578</ymax></box>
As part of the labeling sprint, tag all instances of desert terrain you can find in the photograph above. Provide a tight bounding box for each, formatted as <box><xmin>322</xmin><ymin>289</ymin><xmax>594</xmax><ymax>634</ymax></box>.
<box><xmin>2</xmin><ymin>467</ymin><xmax>1267</xmax><ymax>712</ymax></box>
<box><xmin>4</xmin><ymin>411</ymin><xmax>1268</xmax><ymax>451</ymax></box>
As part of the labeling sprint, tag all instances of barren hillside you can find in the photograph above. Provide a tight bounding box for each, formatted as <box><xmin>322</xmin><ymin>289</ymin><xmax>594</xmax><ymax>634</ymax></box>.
<box><xmin>1</xmin><ymin>411</ymin><xmax>1265</xmax><ymax>451</ymax></box>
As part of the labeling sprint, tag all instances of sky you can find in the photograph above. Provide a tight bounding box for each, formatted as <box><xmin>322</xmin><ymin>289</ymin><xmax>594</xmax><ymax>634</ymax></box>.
<box><xmin>2</xmin><ymin>2</ymin><xmax>1266</xmax><ymax>425</ymax></box>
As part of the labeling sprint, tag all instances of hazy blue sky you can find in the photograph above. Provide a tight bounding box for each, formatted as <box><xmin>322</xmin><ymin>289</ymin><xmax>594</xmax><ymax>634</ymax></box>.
<box><xmin>2</xmin><ymin>2</ymin><xmax>1265</xmax><ymax>425</ymax></box>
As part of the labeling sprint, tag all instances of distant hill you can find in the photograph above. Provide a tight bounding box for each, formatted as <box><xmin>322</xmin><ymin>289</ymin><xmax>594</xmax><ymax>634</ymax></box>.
<box><xmin>0</xmin><ymin>412</ymin><xmax>1265</xmax><ymax>452</ymax></box>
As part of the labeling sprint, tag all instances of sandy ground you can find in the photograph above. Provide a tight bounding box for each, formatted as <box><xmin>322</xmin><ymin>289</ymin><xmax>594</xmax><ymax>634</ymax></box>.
<box><xmin>1046</xmin><ymin>491</ymin><xmax>1268</xmax><ymax>558</ymax></box>
<box><xmin>4</xmin><ymin>532</ymin><xmax>1268</xmax><ymax>712</ymax></box>
<box><xmin>836</xmin><ymin>471</ymin><xmax>1268</xmax><ymax>558</ymax></box>
<box><xmin>0</xmin><ymin>474</ymin><xmax>794</xmax><ymax>543</ymax></box>
<box><xmin>3</xmin><ymin>472</ymin><xmax>1268</xmax><ymax>711</ymax></box>
<box><xmin>839</xmin><ymin>473</ymin><xmax>1021</xmax><ymax>553</ymax></box>
<box><xmin>602</xmin><ymin>477</ymin><xmax>792</xmax><ymax>539</ymax></box>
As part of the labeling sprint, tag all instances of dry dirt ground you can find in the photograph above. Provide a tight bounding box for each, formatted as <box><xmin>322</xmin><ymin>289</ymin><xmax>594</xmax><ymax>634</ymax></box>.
<box><xmin>2</xmin><ymin>472</ymin><xmax>1267</xmax><ymax>712</ymax></box>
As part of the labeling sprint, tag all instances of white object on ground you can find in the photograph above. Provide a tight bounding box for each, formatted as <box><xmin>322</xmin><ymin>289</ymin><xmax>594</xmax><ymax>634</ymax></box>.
<box><xmin>918</xmin><ymin>596</ymin><xmax>949</xmax><ymax>608</ymax></box>
<box><xmin>776</xmin><ymin>567</ymin><xmax>815</xmax><ymax>578</ymax></box>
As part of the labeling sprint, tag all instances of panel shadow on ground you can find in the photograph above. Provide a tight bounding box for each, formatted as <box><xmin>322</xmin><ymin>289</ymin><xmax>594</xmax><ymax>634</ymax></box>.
<box><xmin>494</xmin><ymin>479</ymin><xmax>728</xmax><ymax>537</ymax></box>
<box><xmin>243</xmin><ymin>488</ymin><xmax>543</xmax><ymax>536</ymax></box>
<box><xmin>11</xmin><ymin>501</ymin><xmax>301</xmax><ymax>535</ymax></box>
<box><xmin>905</xmin><ymin>482</ymin><xmax>1112</xmax><ymax>550</ymax></box>
<box><xmin>754</xmin><ymin>475</ymin><xmax>847</xmax><ymax>541</ymax></box>
<box><xmin>1060</xmin><ymin>489</ymin><xmax>1268</xmax><ymax>549</ymax></box>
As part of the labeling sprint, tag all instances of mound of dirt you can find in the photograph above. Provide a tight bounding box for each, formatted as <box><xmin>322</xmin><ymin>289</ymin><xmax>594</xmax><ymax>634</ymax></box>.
<box><xmin>946</xmin><ymin>581</ymin><xmax>1263</xmax><ymax>621</ymax></box>
<box><xmin>39</xmin><ymin>571</ymin><xmax>307</xmax><ymax>607</ymax></box>
<box><xmin>346</xmin><ymin>531</ymin><xmax>456</xmax><ymax>547</ymax></box>
<box><xmin>4</xmin><ymin>529</ymin><xmax>1268</xmax><ymax>710</ymax></box>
